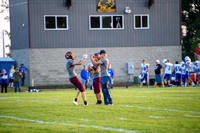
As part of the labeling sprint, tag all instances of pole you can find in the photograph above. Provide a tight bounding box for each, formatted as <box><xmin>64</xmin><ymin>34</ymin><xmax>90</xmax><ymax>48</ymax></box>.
<box><xmin>2</xmin><ymin>30</ymin><xmax>5</xmax><ymax>57</ymax></box>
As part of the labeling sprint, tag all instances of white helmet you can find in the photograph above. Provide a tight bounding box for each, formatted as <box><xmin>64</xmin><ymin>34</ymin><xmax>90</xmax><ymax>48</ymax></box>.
<box><xmin>162</xmin><ymin>59</ymin><xmax>167</xmax><ymax>64</ymax></box>
<box><xmin>195</xmin><ymin>61</ymin><xmax>199</xmax><ymax>65</ymax></box>
<box><xmin>138</xmin><ymin>73</ymin><xmax>145</xmax><ymax>79</ymax></box>
<box><xmin>171</xmin><ymin>77</ymin><xmax>175</xmax><ymax>81</ymax></box>
<box><xmin>184</xmin><ymin>56</ymin><xmax>190</xmax><ymax>62</ymax></box>
<box><xmin>180</xmin><ymin>61</ymin><xmax>184</xmax><ymax>64</ymax></box>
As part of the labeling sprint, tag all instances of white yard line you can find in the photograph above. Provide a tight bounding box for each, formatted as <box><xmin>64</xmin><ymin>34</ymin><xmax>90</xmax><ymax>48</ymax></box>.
<box><xmin>117</xmin><ymin>118</ymin><xmax>127</xmax><ymax>120</ymax></box>
<box><xmin>0</xmin><ymin>115</ymin><xmax>138</xmax><ymax>133</ymax></box>
<box><xmin>184</xmin><ymin>115</ymin><xmax>200</xmax><ymax>118</ymax></box>
<box><xmin>114</xmin><ymin>95</ymin><xmax>200</xmax><ymax>101</ymax></box>
<box><xmin>116</xmin><ymin>105</ymin><xmax>200</xmax><ymax>114</ymax></box>
<box><xmin>78</xmin><ymin>119</ymin><xmax>91</xmax><ymax>122</ymax></box>
<box><xmin>0</xmin><ymin>97</ymin><xmax>19</xmax><ymax>99</ymax></box>
<box><xmin>12</xmin><ymin>99</ymin><xmax>71</xmax><ymax>104</ymax></box>
<box><xmin>6</xmin><ymin>99</ymin><xmax>200</xmax><ymax>114</ymax></box>
<box><xmin>148</xmin><ymin>116</ymin><xmax>165</xmax><ymax>119</ymax></box>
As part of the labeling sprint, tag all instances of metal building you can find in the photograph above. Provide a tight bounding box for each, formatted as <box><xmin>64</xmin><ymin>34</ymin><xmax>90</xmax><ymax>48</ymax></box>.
<box><xmin>9</xmin><ymin>0</ymin><xmax>181</xmax><ymax>85</ymax></box>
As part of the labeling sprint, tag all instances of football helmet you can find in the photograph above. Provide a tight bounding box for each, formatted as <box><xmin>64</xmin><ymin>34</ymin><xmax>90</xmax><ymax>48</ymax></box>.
<box><xmin>138</xmin><ymin>73</ymin><xmax>145</xmax><ymax>79</ymax></box>
<box><xmin>162</xmin><ymin>59</ymin><xmax>167</xmax><ymax>64</ymax></box>
<box><xmin>65</xmin><ymin>51</ymin><xmax>76</xmax><ymax>60</ymax></box>
<box><xmin>180</xmin><ymin>61</ymin><xmax>185</xmax><ymax>65</ymax></box>
<box><xmin>184</xmin><ymin>56</ymin><xmax>190</xmax><ymax>62</ymax></box>
<box><xmin>171</xmin><ymin>77</ymin><xmax>175</xmax><ymax>81</ymax></box>
<box><xmin>93</xmin><ymin>53</ymin><xmax>101</xmax><ymax>61</ymax></box>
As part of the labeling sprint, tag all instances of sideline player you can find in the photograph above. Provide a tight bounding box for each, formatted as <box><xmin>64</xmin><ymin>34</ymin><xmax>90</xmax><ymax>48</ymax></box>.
<box><xmin>180</xmin><ymin>61</ymin><xmax>186</xmax><ymax>86</ymax></box>
<box><xmin>194</xmin><ymin>61</ymin><xmax>200</xmax><ymax>86</ymax></box>
<box><xmin>173</xmin><ymin>61</ymin><xmax>182</xmax><ymax>87</ymax></box>
<box><xmin>88</xmin><ymin>53</ymin><xmax>102</xmax><ymax>104</ymax></box>
<box><xmin>139</xmin><ymin>60</ymin><xmax>149</xmax><ymax>88</ymax></box>
<box><xmin>65</xmin><ymin>51</ymin><xmax>88</xmax><ymax>106</ymax></box>
<box><xmin>163</xmin><ymin>59</ymin><xmax>173</xmax><ymax>87</ymax></box>
<box><xmin>185</xmin><ymin>56</ymin><xmax>195</xmax><ymax>87</ymax></box>
<box><xmin>90</xmin><ymin>50</ymin><xmax>113</xmax><ymax>105</ymax></box>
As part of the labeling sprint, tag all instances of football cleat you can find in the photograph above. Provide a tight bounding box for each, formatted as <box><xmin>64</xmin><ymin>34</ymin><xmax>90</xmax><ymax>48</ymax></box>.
<box><xmin>73</xmin><ymin>101</ymin><xmax>78</xmax><ymax>106</ymax></box>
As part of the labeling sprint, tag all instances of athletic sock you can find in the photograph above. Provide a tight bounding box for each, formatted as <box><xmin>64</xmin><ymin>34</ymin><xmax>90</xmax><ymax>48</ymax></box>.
<box><xmin>84</xmin><ymin>101</ymin><xmax>87</xmax><ymax>105</ymax></box>
<box><xmin>75</xmin><ymin>98</ymin><xmax>78</xmax><ymax>102</ymax></box>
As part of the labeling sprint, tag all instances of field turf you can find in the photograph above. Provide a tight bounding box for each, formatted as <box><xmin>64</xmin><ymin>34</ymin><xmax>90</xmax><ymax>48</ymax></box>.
<box><xmin>0</xmin><ymin>87</ymin><xmax>200</xmax><ymax>133</ymax></box>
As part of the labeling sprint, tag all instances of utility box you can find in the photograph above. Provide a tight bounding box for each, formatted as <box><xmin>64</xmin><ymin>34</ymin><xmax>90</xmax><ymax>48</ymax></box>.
<box><xmin>0</xmin><ymin>57</ymin><xmax>15</xmax><ymax>73</ymax></box>
<box><xmin>127</xmin><ymin>62</ymin><xmax>134</xmax><ymax>74</ymax></box>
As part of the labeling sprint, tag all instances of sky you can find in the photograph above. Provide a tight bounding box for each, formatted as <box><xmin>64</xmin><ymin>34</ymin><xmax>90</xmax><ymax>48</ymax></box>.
<box><xmin>0</xmin><ymin>0</ymin><xmax>10</xmax><ymax>57</ymax></box>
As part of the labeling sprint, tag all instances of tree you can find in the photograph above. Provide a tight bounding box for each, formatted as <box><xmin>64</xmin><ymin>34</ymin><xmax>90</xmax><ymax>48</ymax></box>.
<box><xmin>1</xmin><ymin>0</ymin><xmax>11</xmax><ymax>57</ymax></box>
<box><xmin>182</xmin><ymin>0</ymin><xmax>200</xmax><ymax>61</ymax></box>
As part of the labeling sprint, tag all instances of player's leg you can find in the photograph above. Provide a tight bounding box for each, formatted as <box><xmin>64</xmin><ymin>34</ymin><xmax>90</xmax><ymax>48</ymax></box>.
<box><xmin>140</xmin><ymin>79</ymin><xmax>144</xmax><ymax>88</ymax></box>
<box><xmin>167</xmin><ymin>74</ymin><xmax>171</xmax><ymax>86</ymax></box>
<box><xmin>70</xmin><ymin>77</ymin><xmax>87</xmax><ymax>105</ymax></box>
<box><xmin>146</xmin><ymin>74</ymin><xmax>149</xmax><ymax>88</ymax></box>
<box><xmin>94</xmin><ymin>77</ymin><xmax>102</xmax><ymax>104</ymax></box>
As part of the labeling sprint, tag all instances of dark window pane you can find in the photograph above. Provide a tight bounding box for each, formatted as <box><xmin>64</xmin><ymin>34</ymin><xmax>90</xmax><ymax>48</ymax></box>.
<box><xmin>113</xmin><ymin>16</ymin><xmax>122</xmax><ymax>28</ymax></box>
<box><xmin>57</xmin><ymin>17</ymin><xmax>67</xmax><ymax>28</ymax></box>
<box><xmin>142</xmin><ymin>16</ymin><xmax>148</xmax><ymax>27</ymax></box>
<box><xmin>135</xmin><ymin>16</ymin><xmax>141</xmax><ymax>28</ymax></box>
<box><xmin>91</xmin><ymin>17</ymin><xmax>100</xmax><ymax>28</ymax></box>
<box><xmin>45</xmin><ymin>16</ymin><xmax>56</xmax><ymax>29</ymax></box>
<box><xmin>102</xmin><ymin>16</ymin><xmax>112</xmax><ymax>28</ymax></box>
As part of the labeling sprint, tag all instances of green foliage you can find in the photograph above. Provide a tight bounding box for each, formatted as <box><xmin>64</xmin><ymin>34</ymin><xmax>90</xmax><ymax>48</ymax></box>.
<box><xmin>182</xmin><ymin>0</ymin><xmax>200</xmax><ymax>60</ymax></box>
<box><xmin>0</xmin><ymin>87</ymin><xmax>199</xmax><ymax>132</ymax></box>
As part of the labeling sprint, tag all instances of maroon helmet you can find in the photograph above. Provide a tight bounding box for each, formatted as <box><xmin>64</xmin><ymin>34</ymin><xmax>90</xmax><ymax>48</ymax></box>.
<box><xmin>65</xmin><ymin>51</ymin><xmax>76</xmax><ymax>60</ymax></box>
<box><xmin>93</xmin><ymin>53</ymin><xmax>101</xmax><ymax>61</ymax></box>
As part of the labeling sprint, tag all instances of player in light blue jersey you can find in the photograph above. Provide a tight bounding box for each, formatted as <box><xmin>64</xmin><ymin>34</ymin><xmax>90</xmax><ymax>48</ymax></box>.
<box><xmin>139</xmin><ymin>60</ymin><xmax>149</xmax><ymax>88</ymax></box>
<box><xmin>194</xmin><ymin>61</ymin><xmax>200</xmax><ymax>86</ymax></box>
<box><xmin>185</xmin><ymin>56</ymin><xmax>195</xmax><ymax>87</ymax></box>
<box><xmin>163</xmin><ymin>59</ymin><xmax>173</xmax><ymax>87</ymax></box>
<box><xmin>181</xmin><ymin>61</ymin><xmax>186</xmax><ymax>86</ymax></box>
<box><xmin>173</xmin><ymin>61</ymin><xmax>182</xmax><ymax>87</ymax></box>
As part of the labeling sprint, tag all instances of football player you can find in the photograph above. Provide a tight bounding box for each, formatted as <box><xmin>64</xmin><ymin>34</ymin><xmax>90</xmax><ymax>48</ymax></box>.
<box><xmin>185</xmin><ymin>56</ymin><xmax>195</xmax><ymax>87</ymax></box>
<box><xmin>139</xmin><ymin>60</ymin><xmax>149</xmax><ymax>88</ymax></box>
<box><xmin>180</xmin><ymin>61</ymin><xmax>186</xmax><ymax>86</ymax></box>
<box><xmin>88</xmin><ymin>53</ymin><xmax>102</xmax><ymax>104</ymax></box>
<box><xmin>65</xmin><ymin>51</ymin><xmax>88</xmax><ymax>106</ymax></box>
<box><xmin>194</xmin><ymin>61</ymin><xmax>200</xmax><ymax>86</ymax></box>
<box><xmin>173</xmin><ymin>61</ymin><xmax>182</xmax><ymax>87</ymax></box>
<box><xmin>163</xmin><ymin>59</ymin><xmax>173</xmax><ymax>87</ymax></box>
<box><xmin>90</xmin><ymin>50</ymin><xmax>113</xmax><ymax>105</ymax></box>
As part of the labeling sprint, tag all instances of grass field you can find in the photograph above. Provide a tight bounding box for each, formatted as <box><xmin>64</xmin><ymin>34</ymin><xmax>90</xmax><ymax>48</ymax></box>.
<box><xmin>0</xmin><ymin>87</ymin><xmax>200</xmax><ymax>133</ymax></box>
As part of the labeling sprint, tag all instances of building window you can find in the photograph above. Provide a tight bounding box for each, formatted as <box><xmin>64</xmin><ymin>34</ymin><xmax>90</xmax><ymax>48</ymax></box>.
<box><xmin>44</xmin><ymin>15</ymin><xmax>68</xmax><ymax>30</ymax></box>
<box><xmin>89</xmin><ymin>15</ymin><xmax>124</xmax><ymax>30</ymax></box>
<box><xmin>134</xmin><ymin>14</ymin><xmax>149</xmax><ymax>29</ymax></box>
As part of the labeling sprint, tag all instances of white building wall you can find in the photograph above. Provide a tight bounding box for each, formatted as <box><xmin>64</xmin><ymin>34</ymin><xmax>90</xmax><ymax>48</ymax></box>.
<box><xmin>12</xmin><ymin>46</ymin><xmax>182</xmax><ymax>86</ymax></box>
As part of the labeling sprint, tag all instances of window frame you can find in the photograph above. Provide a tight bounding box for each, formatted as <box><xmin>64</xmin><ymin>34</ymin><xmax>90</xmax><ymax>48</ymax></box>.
<box><xmin>134</xmin><ymin>14</ymin><xmax>149</xmax><ymax>29</ymax></box>
<box><xmin>44</xmin><ymin>15</ymin><xmax>69</xmax><ymax>30</ymax></box>
<box><xmin>89</xmin><ymin>15</ymin><xmax>124</xmax><ymax>30</ymax></box>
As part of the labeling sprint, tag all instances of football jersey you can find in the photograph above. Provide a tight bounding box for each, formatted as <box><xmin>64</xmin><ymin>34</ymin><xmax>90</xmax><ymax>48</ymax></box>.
<box><xmin>194</xmin><ymin>65</ymin><xmax>200</xmax><ymax>74</ymax></box>
<box><xmin>93</xmin><ymin>65</ymin><xmax>101</xmax><ymax>79</ymax></box>
<box><xmin>164</xmin><ymin>63</ymin><xmax>173</xmax><ymax>74</ymax></box>
<box><xmin>66</xmin><ymin>59</ymin><xmax>76</xmax><ymax>78</ymax></box>
<box><xmin>181</xmin><ymin>64</ymin><xmax>186</xmax><ymax>75</ymax></box>
<box><xmin>174</xmin><ymin>64</ymin><xmax>182</xmax><ymax>74</ymax></box>
<box><xmin>141</xmin><ymin>63</ymin><xmax>149</xmax><ymax>74</ymax></box>
<box><xmin>185</xmin><ymin>61</ymin><xmax>192</xmax><ymax>72</ymax></box>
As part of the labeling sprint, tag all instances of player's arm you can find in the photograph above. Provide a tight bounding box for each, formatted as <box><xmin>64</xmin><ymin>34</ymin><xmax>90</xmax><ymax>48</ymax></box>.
<box><xmin>72</xmin><ymin>58</ymin><xmax>86</xmax><ymax>65</ymax></box>
<box><xmin>160</xmin><ymin>68</ymin><xmax>163</xmax><ymax>77</ymax></box>
<box><xmin>90</xmin><ymin>54</ymin><xmax>103</xmax><ymax>66</ymax></box>
<box><xmin>146</xmin><ymin>67</ymin><xmax>149</xmax><ymax>73</ymax></box>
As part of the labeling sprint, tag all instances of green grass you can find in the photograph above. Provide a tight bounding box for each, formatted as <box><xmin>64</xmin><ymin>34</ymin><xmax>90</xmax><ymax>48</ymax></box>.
<box><xmin>0</xmin><ymin>86</ymin><xmax>200</xmax><ymax>133</ymax></box>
